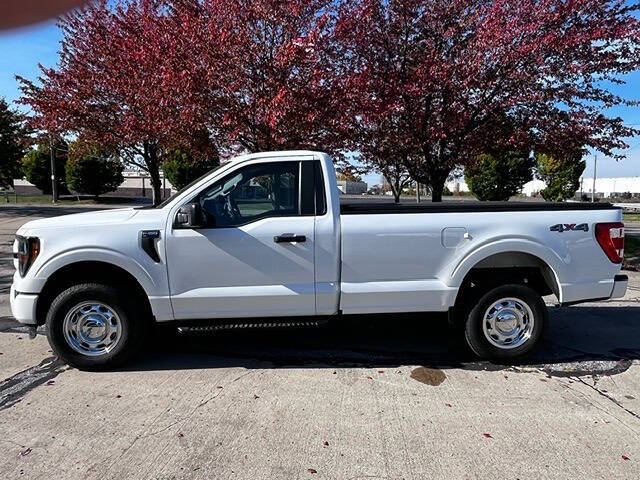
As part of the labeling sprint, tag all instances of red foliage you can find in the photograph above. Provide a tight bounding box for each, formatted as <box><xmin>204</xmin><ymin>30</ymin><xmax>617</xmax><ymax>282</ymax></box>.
<box><xmin>17</xmin><ymin>0</ymin><xmax>640</xmax><ymax>204</ymax></box>
<box><xmin>334</xmin><ymin>0</ymin><xmax>640</xmax><ymax>200</ymax></box>
<box><xmin>180</xmin><ymin>0</ymin><xmax>344</xmax><ymax>155</ymax></box>
<box><xmin>18</xmin><ymin>0</ymin><xmax>214</xmax><ymax>204</ymax></box>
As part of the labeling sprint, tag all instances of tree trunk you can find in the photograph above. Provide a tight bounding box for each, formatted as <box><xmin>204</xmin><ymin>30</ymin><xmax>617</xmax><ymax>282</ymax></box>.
<box><xmin>145</xmin><ymin>142</ymin><xmax>163</xmax><ymax>206</ymax></box>
<box><xmin>431</xmin><ymin>180</ymin><xmax>444</xmax><ymax>202</ymax></box>
<box><xmin>384</xmin><ymin>174</ymin><xmax>402</xmax><ymax>203</ymax></box>
<box><xmin>150</xmin><ymin>168</ymin><xmax>162</xmax><ymax>206</ymax></box>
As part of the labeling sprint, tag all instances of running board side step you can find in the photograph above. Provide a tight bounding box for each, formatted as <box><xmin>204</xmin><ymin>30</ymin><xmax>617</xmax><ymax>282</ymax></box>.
<box><xmin>176</xmin><ymin>317</ymin><xmax>330</xmax><ymax>334</ymax></box>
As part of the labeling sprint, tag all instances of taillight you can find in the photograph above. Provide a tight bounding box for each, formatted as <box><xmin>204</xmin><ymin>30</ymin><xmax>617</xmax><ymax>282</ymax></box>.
<box><xmin>595</xmin><ymin>222</ymin><xmax>624</xmax><ymax>264</ymax></box>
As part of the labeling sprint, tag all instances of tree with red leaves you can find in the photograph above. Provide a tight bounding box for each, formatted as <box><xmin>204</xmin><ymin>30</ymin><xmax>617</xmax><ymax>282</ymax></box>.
<box><xmin>18</xmin><ymin>0</ymin><xmax>344</xmax><ymax>204</ymax></box>
<box><xmin>335</xmin><ymin>0</ymin><xmax>640</xmax><ymax>201</ymax></box>
<box><xmin>17</xmin><ymin>0</ymin><xmax>213</xmax><ymax>205</ymax></box>
<box><xmin>182</xmin><ymin>0</ymin><xmax>343</xmax><ymax>156</ymax></box>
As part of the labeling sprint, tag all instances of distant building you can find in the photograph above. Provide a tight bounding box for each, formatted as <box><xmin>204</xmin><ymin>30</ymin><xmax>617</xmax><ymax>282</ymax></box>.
<box><xmin>14</xmin><ymin>170</ymin><xmax>174</xmax><ymax>199</ymax></box>
<box><xmin>337</xmin><ymin>179</ymin><xmax>368</xmax><ymax>194</ymax></box>
<box><xmin>446</xmin><ymin>176</ymin><xmax>640</xmax><ymax>199</ymax></box>
<box><xmin>577</xmin><ymin>177</ymin><xmax>640</xmax><ymax>199</ymax></box>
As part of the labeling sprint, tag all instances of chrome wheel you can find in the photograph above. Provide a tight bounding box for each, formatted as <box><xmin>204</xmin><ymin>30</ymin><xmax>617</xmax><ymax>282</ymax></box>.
<box><xmin>62</xmin><ymin>301</ymin><xmax>122</xmax><ymax>357</ymax></box>
<box><xmin>482</xmin><ymin>297</ymin><xmax>534</xmax><ymax>350</ymax></box>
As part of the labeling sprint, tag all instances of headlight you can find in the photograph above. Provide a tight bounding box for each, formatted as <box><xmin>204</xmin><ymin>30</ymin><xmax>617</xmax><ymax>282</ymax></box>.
<box><xmin>15</xmin><ymin>236</ymin><xmax>40</xmax><ymax>277</ymax></box>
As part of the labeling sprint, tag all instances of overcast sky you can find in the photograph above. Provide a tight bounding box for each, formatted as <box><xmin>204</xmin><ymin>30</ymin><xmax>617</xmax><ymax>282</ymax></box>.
<box><xmin>1</xmin><ymin>19</ymin><xmax>638</xmax><ymax>186</ymax></box>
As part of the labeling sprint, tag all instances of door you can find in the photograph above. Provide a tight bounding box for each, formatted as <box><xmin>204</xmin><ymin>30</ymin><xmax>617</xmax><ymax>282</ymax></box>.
<box><xmin>165</xmin><ymin>160</ymin><xmax>316</xmax><ymax>320</ymax></box>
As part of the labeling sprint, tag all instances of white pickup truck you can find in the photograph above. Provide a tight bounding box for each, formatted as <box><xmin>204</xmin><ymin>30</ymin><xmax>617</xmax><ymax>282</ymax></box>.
<box><xmin>11</xmin><ymin>151</ymin><xmax>628</xmax><ymax>370</ymax></box>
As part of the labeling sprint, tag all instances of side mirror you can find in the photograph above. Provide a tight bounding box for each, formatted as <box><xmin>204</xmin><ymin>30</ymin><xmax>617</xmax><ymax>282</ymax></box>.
<box><xmin>175</xmin><ymin>202</ymin><xmax>205</xmax><ymax>228</ymax></box>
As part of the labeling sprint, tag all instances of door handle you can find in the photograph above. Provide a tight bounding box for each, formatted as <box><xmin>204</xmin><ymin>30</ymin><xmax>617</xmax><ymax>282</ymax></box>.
<box><xmin>274</xmin><ymin>234</ymin><xmax>306</xmax><ymax>243</ymax></box>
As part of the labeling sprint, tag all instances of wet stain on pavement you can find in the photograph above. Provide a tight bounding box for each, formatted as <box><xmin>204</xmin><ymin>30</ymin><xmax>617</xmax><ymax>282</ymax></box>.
<box><xmin>410</xmin><ymin>367</ymin><xmax>446</xmax><ymax>386</ymax></box>
<box><xmin>0</xmin><ymin>356</ymin><xmax>68</xmax><ymax>410</ymax></box>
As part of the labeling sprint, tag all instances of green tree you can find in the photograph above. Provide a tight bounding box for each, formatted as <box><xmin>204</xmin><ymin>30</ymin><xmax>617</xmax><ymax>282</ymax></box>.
<box><xmin>163</xmin><ymin>149</ymin><xmax>219</xmax><ymax>190</ymax></box>
<box><xmin>22</xmin><ymin>141</ymin><xmax>69</xmax><ymax>194</ymax></box>
<box><xmin>535</xmin><ymin>152</ymin><xmax>586</xmax><ymax>202</ymax></box>
<box><xmin>465</xmin><ymin>151</ymin><xmax>534</xmax><ymax>201</ymax></box>
<box><xmin>0</xmin><ymin>98</ymin><xmax>28</xmax><ymax>188</ymax></box>
<box><xmin>66</xmin><ymin>147</ymin><xmax>124</xmax><ymax>199</ymax></box>
<box><xmin>337</xmin><ymin>170</ymin><xmax>363</xmax><ymax>183</ymax></box>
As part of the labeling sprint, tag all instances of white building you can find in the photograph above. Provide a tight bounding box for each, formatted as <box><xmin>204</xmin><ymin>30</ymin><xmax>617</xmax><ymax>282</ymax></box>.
<box><xmin>337</xmin><ymin>180</ymin><xmax>368</xmax><ymax>194</ymax></box>
<box><xmin>446</xmin><ymin>176</ymin><xmax>640</xmax><ymax>199</ymax></box>
<box><xmin>576</xmin><ymin>177</ymin><xmax>640</xmax><ymax>199</ymax></box>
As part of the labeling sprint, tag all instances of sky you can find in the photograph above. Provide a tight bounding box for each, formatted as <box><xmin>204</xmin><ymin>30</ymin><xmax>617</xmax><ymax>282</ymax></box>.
<box><xmin>1</xmin><ymin>19</ymin><xmax>639</xmax><ymax>186</ymax></box>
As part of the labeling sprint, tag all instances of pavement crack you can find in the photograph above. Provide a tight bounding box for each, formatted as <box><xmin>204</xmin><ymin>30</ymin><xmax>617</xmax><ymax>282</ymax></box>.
<box><xmin>107</xmin><ymin>369</ymin><xmax>254</xmax><ymax>467</ymax></box>
<box><xmin>574</xmin><ymin>376</ymin><xmax>640</xmax><ymax>423</ymax></box>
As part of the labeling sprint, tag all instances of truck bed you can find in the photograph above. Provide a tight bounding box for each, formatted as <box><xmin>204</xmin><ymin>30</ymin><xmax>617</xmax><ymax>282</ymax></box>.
<box><xmin>339</xmin><ymin>200</ymin><xmax>620</xmax><ymax>214</ymax></box>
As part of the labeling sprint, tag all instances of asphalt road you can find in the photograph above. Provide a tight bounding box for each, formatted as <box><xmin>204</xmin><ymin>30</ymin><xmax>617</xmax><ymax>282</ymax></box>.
<box><xmin>0</xmin><ymin>205</ymin><xmax>639</xmax><ymax>479</ymax></box>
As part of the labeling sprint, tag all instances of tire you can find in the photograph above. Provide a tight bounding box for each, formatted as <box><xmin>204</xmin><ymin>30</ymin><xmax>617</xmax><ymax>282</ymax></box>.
<box><xmin>464</xmin><ymin>284</ymin><xmax>547</xmax><ymax>361</ymax></box>
<box><xmin>46</xmin><ymin>283</ymin><xmax>145</xmax><ymax>370</ymax></box>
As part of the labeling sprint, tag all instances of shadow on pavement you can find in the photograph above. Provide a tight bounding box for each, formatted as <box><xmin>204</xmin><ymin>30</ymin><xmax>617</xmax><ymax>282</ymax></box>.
<box><xmin>125</xmin><ymin>306</ymin><xmax>640</xmax><ymax>378</ymax></box>
<box><xmin>2</xmin><ymin>306</ymin><xmax>638</xmax><ymax>378</ymax></box>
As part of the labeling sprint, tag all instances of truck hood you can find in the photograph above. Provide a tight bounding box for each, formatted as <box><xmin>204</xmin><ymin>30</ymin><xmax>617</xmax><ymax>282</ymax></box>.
<box><xmin>17</xmin><ymin>208</ymin><xmax>139</xmax><ymax>235</ymax></box>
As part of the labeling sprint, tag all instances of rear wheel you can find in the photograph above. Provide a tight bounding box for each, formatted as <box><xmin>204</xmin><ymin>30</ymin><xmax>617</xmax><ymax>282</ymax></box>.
<box><xmin>46</xmin><ymin>283</ymin><xmax>145</xmax><ymax>370</ymax></box>
<box><xmin>464</xmin><ymin>284</ymin><xmax>547</xmax><ymax>360</ymax></box>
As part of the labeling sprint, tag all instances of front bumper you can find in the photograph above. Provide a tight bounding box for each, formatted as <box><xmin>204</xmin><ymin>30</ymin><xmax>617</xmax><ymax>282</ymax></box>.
<box><xmin>10</xmin><ymin>283</ymin><xmax>38</xmax><ymax>325</ymax></box>
<box><xmin>610</xmin><ymin>274</ymin><xmax>628</xmax><ymax>299</ymax></box>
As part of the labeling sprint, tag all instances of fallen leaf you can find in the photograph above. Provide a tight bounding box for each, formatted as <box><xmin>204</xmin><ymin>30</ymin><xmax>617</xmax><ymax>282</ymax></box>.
<box><xmin>378</xmin><ymin>370</ymin><xmax>384</xmax><ymax>374</ymax></box>
<box><xmin>46</xmin><ymin>380</ymin><xmax>55</xmax><ymax>386</ymax></box>
<box><xmin>323</xmin><ymin>441</ymin><xmax>329</xmax><ymax>446</ymax></box>
<box><xmin>482</xmin><ymin>433</ymin><xmax>493</xmax><ymax>439</ymax></box>
<box><xmin>622</xmin><ymin>454</ymin><xmax>630</xmax><ymax>461</ymax></box>
<box><xmin>445</xmin><ymin>403</ymin><xmax>452</xmax><ymax>408</ymax></box>
<box><xmin>307</xmin><ymin>468</ymin><xmax>317</xmax><ymax>474</ymax></box>
<box><xmin>366</xmin><ymin>376</ymin><xmax>373</xmax><ymax>380</ymax></box>
<box><xmin>20</xmin><ymin>448</ymin><xmax>32</xmax><ymax>456</ymax></box>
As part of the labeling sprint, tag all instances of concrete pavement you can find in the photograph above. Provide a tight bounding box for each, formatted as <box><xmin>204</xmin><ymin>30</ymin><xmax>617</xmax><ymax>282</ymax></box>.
<box><xmin>0</xmin><ymin>205</ymin><xmax>639</xmax><ymax>479</ymax></box>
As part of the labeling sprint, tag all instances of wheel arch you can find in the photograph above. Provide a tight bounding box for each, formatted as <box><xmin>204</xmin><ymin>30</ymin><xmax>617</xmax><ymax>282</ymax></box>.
<box><xmin>35</xmin><ymin>260</ymin><xmax>153</xmax><ymax>326</ymax></box>
<box><xmin>447</xmin><ymin>239</ymin><xmax>564</xmax><ymax>301</ymax></box>
<box><xmin>448</xmin><ymin>247</ymin><xmax>563</xmax><ymax>322</ymax></box>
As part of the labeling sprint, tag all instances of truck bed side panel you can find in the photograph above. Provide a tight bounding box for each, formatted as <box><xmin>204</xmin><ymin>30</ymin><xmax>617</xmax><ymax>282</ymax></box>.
<box><xmin>339</xmin><ymin>208</ymin><xmax>623</xmax><ymax>313</ymax></box>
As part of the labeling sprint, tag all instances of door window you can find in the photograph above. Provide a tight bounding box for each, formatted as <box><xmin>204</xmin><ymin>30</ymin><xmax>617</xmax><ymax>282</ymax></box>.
<box><xmin>197</xmin><ymin>162</ymin><xmax>300</xmax><ymax>227</ymax></box>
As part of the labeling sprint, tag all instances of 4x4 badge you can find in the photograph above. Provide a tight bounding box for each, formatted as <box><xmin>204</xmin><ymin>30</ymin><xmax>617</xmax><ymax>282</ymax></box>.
<box><xmin>550</xmin><ymin>223</ymin><xmax>589</xmax><ymax>232</ymax></box>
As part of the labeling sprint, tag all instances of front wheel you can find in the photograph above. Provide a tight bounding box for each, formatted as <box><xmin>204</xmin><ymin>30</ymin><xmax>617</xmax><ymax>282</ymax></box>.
<box><xmin>46</xmin><ymin>283</ymin><xmax>145</xmax><ymax>370</ymax></box>
<box><xmin>464</xmin><ymin>284</ymin><xmax>547</xmax><ymax>360</ymax></box>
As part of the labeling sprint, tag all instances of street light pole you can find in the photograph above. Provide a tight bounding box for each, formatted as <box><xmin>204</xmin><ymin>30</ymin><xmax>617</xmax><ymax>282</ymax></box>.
<box><xmin>49</xmin><ymin>136</ymin><xmax>58</xmax><ymax>204</ymax></box>
<box><xmin>591</xmin><ymin>155</ymin><xmax>597</xmax><ymax>203</ymax></box>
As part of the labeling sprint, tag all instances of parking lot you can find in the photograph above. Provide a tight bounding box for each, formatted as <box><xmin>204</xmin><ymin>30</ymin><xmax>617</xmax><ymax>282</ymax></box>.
<box><xmin>1</xmin><ymin>205</ymin><xmax>639</xmax><ymax>479</ymax></box>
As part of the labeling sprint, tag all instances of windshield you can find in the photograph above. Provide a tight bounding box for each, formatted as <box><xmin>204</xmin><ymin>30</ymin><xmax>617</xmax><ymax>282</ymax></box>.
<box><xmin>140</xmin><ymin>163</ymin><xmax>227</xmax><ymax>209</ymax></box>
